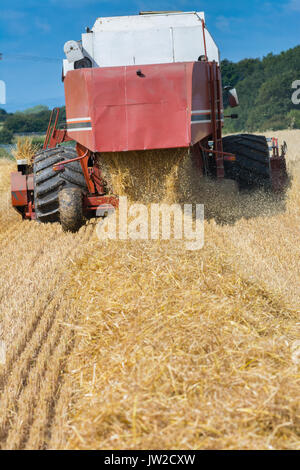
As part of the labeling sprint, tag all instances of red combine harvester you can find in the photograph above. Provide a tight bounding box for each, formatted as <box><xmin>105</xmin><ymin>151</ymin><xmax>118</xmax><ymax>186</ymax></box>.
<box><xmin>11</xmin><ymin>11</ymin><xmax>288</xmax><ymax>231</ymax></box>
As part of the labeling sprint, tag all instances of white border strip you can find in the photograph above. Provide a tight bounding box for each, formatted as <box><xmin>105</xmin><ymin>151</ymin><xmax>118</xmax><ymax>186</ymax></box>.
<box><xmin>192</xmin><ymin>120</ymin><xmax>211</xmax><ymax>124</ymax></box>
<box><xmin>67</xmin><ymin>128</ymin><xmax>92</xmax><ymax>132</ymax></box>
<box><xmin>191</xmin><ymin>110</ymin><xmax>211</xmax><ymax>115</ymax></box>
<box><xmin>191</xmin><ymin>120</ymin><xmax>224</xmax><ymax>124</ymax></box>
<box><xmin>67</xmin><ymin>117</ymin><xmax>91</xmax><ymax>123</ymax></box>
<box><xmin>191</xmin><ymin>109</ymin><xmax>224</xmax><ymax>115</ymax></box>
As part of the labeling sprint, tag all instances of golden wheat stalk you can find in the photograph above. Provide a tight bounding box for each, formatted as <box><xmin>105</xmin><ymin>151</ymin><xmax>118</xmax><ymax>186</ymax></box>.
<box><xmin>11</xmin><ymin>137</ymin><xmax>40</xmax><ymax>165</ymax></box>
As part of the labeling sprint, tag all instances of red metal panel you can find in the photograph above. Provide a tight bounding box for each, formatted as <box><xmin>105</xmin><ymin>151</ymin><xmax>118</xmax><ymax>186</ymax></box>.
<box><xmin>84</xmin><ymin>195</ymin><xmax>119</xmax><ymax>210</ymax></box>
<box><xmin>64</xmin><ymin>70</ymin><xmax>95</xmax><ymax>150</ymax></box>
<box><xmin>11</xmin><ymin>172</ymin><xmax>28</xmax><ymax>207</ymax></box>
<box><xmin>191</xmin><ymin>61</ymin><xmax>212</xmax><ymax>145</ymax></box>
<box><xmin>125</xmin><ymin>63</ymin><xmax>190</xmax><ymax>150</ymax></box>
<box><xmin>27</xmin><ymin>174</ymin><xmax>34</xmax><ymax>191</ymax></box>
<box><xmin>64</xmin><ymin>61</ymin><xmax>219</xmax><ymax>153</ymax></box>
<box><xmin>91</xmin><ymin>67</ymin><xmax>128</xmax><ymax>152</ymax></box>
<box><xmin>125</xmin><ymin>64</ymin><xmax>188</xmax><ymax>107</ymax></box>
<box><xmin>126</xmin><ymin>103</ymin><xmax>188</xmax><ymax>150</ymax></box>
<box><xmin>65</xmin><ymin>70</ymin><xmax>92</xmax><ymax>120</ymax></box>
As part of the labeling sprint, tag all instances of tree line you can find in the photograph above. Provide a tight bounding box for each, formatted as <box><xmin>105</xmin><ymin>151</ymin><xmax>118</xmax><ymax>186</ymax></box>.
<box><xmin>222</xmin><ymin>45</ymin><xmax>300</xmax><ymax>133</ymax></box>
<box><xmin>0</xmin><ymin>105</ymin><xmax>66</xmax><ymax>143</ymax></box>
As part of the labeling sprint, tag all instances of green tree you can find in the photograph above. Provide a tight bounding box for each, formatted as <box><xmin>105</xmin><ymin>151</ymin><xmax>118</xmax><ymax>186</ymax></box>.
<box><xmin>20</xmin><ymin>105</ymin><xmax>49</xmax><ymax>115</ymax></box>
<box><xmin>0</xmin><ymin>109</ymin><xmax>8</xmax><ymax>122</ymax></box>
<box><xmin>0</xmin><ymin>128</ymin><xmax>14</xmax><ymax>144</ymax></box>
<box><xmin>4</xmin><ymin>109</ymin><xmax>52</xmax><ymax>133</ymax></box>
<box><xmin>221</xmin><ymin>45</ymin><xmax>300</xmax><ymax>132</ymax></box>
<box><xmin>286</xmin><ymin>110</ymin><xmax>300</xmax><ymax>129</ymax></box>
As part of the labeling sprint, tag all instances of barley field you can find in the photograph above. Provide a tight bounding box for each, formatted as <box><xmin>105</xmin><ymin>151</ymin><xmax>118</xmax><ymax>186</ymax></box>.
<box><xmin>0</xmin><ymin>130</ymin><xmax>299</xmax><ymax>450</ymax></box>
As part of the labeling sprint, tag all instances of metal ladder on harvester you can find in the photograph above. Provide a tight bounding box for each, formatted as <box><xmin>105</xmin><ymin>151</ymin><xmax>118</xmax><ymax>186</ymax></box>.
<box><xmin>208</xmin><ymin>62</ymin><xmax>225</xmax><ymax>179</ymax></box>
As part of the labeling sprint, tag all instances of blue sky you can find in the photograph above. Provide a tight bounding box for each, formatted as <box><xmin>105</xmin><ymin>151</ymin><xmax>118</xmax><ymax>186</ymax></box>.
<box><xmin>0</xmin><ymin>0</ymin><xmax>300</xmax><ymax>112</ymax></box>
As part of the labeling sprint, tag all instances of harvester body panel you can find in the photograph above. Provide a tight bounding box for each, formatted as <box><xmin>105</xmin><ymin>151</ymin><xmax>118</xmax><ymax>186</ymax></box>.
<box><xmin>11</xmin><ymin>172</ymin><xmax>29</xmax><ymax>207</ymax></box>
<box><xmin>64</xmin><ymin>61</ymin><xmax>222</xmax><ymax>152</ymax></box>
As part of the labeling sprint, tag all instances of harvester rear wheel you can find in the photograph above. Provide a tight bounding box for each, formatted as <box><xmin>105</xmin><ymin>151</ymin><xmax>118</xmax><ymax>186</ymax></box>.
<box><xmin>33</xmin><ymin>147</ymin><xmax>87</xmax><ymax>224</ymax></box>
<box><xmin>222</xmin><ymin>134</ymin><xmax>273</xmax><ymax>191</ymax></box>
<box><xmin>59</xmin><ymin>187</ymin><xmax>84</xmax><ymax>232</ymax></box>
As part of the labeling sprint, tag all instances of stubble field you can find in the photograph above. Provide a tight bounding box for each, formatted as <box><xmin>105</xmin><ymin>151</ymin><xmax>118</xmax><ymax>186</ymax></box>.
<box><xmin>0</xmin><ymin>130</ymin><xmax>299</xmax><ymax>450</ymax></box>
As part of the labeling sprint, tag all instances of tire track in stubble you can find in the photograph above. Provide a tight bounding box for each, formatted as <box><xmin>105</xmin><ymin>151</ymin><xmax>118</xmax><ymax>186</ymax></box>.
<box><xmin>0</xmin><ymin>221</ymin><xmax>95</xmax><ymax>449</ymax></box>
<box><xmin>0</xmin><ymin>227</ymin><xmax>62</xmax><ymax>388</ymax></box>
<box><xmin>19</xmin><ymin>223</ymin><xmax>96</xmax><ymax>450</ymax></box>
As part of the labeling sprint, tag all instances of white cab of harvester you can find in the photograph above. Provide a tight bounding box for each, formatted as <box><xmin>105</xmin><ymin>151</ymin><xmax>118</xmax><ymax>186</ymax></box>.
<box><xmin>63</xmin><ymin>11</ymin><xmax>220</xmax><ymax>77</ymax></box>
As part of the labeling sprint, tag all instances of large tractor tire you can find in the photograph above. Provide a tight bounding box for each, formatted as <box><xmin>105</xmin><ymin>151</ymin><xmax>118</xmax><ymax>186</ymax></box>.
<box><xmin>59</xmin><ymin>187</ymin><xmax>84</xmax><ymax>232</ymax></box>
<box><xmin>222</xmin><ymin>134</ymin><xmax>274</xmax><ymax>191</ymax></box>
<box><xmin>33</xmin><ymin>146</ymin><xmax>87</xmax><ymax>225</ymax></box>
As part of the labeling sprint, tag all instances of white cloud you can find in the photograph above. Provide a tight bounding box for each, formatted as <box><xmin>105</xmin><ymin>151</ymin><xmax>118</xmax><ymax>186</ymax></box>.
<box><xmin>215</xmin><ymin>16</ymin><xmax>230</xmax><ymax>33</ymax></box>
<box><xmin>1</xmin><ymin>10</ymin><xmax>25</xmax><ymax>21</ymax></box>
<box><xmin>1</xmin><ymin>9</ymin><xmax>51</xmax><ymax>36</ymax></box>
<box><xmin>287</xmin><ymin>0</ymin><xmax>300</xmax><ymax>11</ymax></box>
<box><xmin>0</xmin><ymin>10</ymin><xmax>29</xmax><ymax>35</ymax></box>
<box><xmin>35</xmin><ymin>18</ymin><xmax>51</xmax><ymax>33</ymax></box>
<box><xmin>215</xmin><ymin>15</ymin><xmax>245</xmax><ymax>34</ymax></box>
<box><xmin>50</xmin><ymin>0</ymin><xmax>108</xmax><ymax>6</ymax></box>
